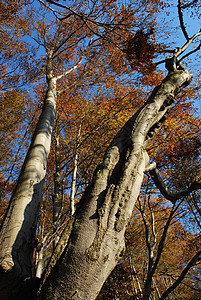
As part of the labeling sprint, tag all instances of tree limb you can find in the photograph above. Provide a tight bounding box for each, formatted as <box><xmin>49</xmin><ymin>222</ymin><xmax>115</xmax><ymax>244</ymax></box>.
<box><xmin>151</xmin><ymin>202</ymin><xmax>180</xmax><ymax>277</ymax></box>
<box><xmin>180</xmin><ymin>42</ymin><xmax>201</xmax><ymax>62</ymax></box>
<box><xmin>41</xmin><ymin>0</ymin><xmax>125</xmax><ymax>28</ymax></box>
<box><xmin>156</xmin><ymin>31</ymin><xmax>201</xmax><ymax>68</ymax></box>
<box><xmin>149</xmin><ymin>167</ymin><xmax>201</xmax><ymax>204</ymax></box>
<box><xmin>137</xmin><ymin>198</ymin><xmax>153</xmax><ymax>263</ymax></box>
<box><xmin>180</xmin><ymin>0</ymin><xmax>199</xmax><ymax>9</ymax></box>
<box><xmin>178</xmin><ymin>0</ymin><xmax>189</xmax><ymax>41</ymax></box>
<box><xmin>174</xmin><ymin>31</ymin><xmax>201</xmax><ymax>58</ymax></box>
<box><xmin>38</xmin><ymin>0</ymin><xmax>69</xmax><ymax>19</ymax></box>
<box><xmin>160</xmin><ymin>250</ymin><xmax>201</xmax><ymax>300</ymax></box>
<box><xmin>55</xmin><ymin>56</ymin><xmax>84</xmax><ymax>81</ymax></box>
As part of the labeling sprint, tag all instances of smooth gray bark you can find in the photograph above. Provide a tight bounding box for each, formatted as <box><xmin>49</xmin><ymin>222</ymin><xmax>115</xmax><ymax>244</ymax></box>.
<box><xmin>0</xmin><ymin>74</ymin><xmax>57</xmax><ymax>298</ymax></box>
<box><xmin>35</xmin><ymin>247</ymin><xmax>44</xmax><ymax>279</ymax></box>
<box><xmin>70</xmin><ymin>124</ymin><xmax>81</xmax><ymax>216</ymax></box>
<box><xmin>0</xmin><ymin>42</ymin><xmax>84</xmax><ymax>298</ymax></box>
<box><xmin>39</xmin><ymin>66</ymin><xmax>193</xmax><ymax>299</ymax></box>
<box><xmin>53</xmin><ymin>130</ymin><xmax>62</xmax><ymax>247</ymax></box>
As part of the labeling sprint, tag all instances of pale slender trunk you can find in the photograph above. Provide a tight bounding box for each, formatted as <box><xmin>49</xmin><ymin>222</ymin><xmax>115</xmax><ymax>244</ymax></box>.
<box><xmin>153</xmin><ymin>278</ymin><xmax>161</xmax><ymax>299</ymax></box>
<box><xmin>0</xmin><ymin>74</ymin><xmax>57</xmax><ymax>298</ymax></box>
<box><xmin>142</xmin><ymin>201</ymin><xmax>178</xmax><ymax>299</ymax></box>
<box><xmin>35</xmin><ymin>221</ymin><xmax>45</xmax><ymax>279</ymax></box>
<box><xmin>132</xmin><ymin>279</ymin><xmax>138</xmax><ymax>298</ymax></box>
<box><xmin>35</xmin><ymin>248</ymin><xmax>44</xmax><ymax>279</ymax></box>
<box><xmin>70</xmin><ymin>124</ymin><xmax>81</xmax><ymax>216</ymax></box>
<box><xmin>129</xmin><ymin>256</ymin><xmax>143</xmax><ymax>298</ymax></box>
<box><xmin>53</xmin><ymin>129</ymin><xmax>62</xmax><ymax>247</ymax></box>
<box><xmin>39</xmin><ymin>69</ymin><xmax>192</xmax><ymax>299</ymax></box>
<box><xmin>70</xmin><ymin>152</ymin><xmax>78</xmax><ymax>215</ymax></box>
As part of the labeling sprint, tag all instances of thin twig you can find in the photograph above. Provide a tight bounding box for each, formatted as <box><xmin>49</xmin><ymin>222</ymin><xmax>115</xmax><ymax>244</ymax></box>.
<box><xmin>178</xmin><ymin>0</ymin><xmax>189</xmax><ymax>41</ymax></box>
<box><xmin>160</xmin><ymin>250</ymin><xmax>201</xmax><ymax>300</ymax></box>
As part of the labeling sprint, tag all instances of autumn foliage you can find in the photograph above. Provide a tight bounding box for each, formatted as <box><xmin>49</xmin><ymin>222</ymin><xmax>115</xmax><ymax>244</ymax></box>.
<box><xmin>123</xmin><ymin>29</ymin><xmax>163</xmax><ymax>73</ymax></box>
<box><xmin>0</xmin><ymin>0</ymin><xmax>200</xmax><ymax>299</ymax></box>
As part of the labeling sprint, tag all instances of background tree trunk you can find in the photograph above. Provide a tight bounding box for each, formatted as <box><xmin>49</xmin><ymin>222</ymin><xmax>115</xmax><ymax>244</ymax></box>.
<box><xmin>0</xmin><ymin>76</ymin><xmax>57</xmax><ymax>299</ymax></box>
<box><xmin>53</xmin><ymin>128</ymin><xmax>62</xmax><ymax>247</ymax></box>
<box><xmin>70</xmin><ymin>124</ymin><xmax>82</xmax><ymax>216</ymax></box>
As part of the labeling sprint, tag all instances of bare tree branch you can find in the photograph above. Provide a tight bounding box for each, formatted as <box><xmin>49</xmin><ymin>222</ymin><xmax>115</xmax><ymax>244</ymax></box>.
<box><xmin>160</xmin><ymin>250</ymin><xmax>201</xmax><ymax>300</ymax></box>
<box><xmin>38</xmin><ymin>0</ymin><xmax>69</xmax><ymax>19</ymax></box>
<box><xmin>55</xmin><ymin>58</ymin><xmax>83</xmax><ymax>80</ymax></box>
<box><xmin>149</xmin><ymin>167</ymin><xmax>201</xmax><ymax>204</ymax></box>
<box><xmin>40</xmin><ymin>0</ymin><xmax>126</xmax><ymax>28</ymax></box>
<box><xmin>139</xmin><ymin>194</ymin><xmax>182</xmax><ymax>299</ymax></box>
<box><xmin>52</xmin><ymin>25</ymin><xmax>86</xmax><ymax>58</ymax></box>
<box><xmin>151</xmin><ymin>202</ymin><xmax>181</xmax><ymax>277</ymax></box>
<box><xmin>180</xmin><ymin>42</ymin><xmax>201</xmax><ymax>61</ymax></box>
<box><xmin>138</xmin><ymin>197</ymin><xmax>153</xmax><ymax>263</ymax></box>
<box><xmin>174</xmin><ymin>31</ymin><xmax>201</xmax><ymax>58</ymax></box>
<box><xmin>178</xmin><ymin>0</ymin><xmax>189</xmax><ymax>41</ymax></box>
<box><xmin>180</xmin><ymin>0</ymin><xmax>199</xmax><ymax>9</ymax></box>
<box><xmin>156</xmin><ymin>30</ymin><xmax>201</xmax><ymax>68</ymax></box>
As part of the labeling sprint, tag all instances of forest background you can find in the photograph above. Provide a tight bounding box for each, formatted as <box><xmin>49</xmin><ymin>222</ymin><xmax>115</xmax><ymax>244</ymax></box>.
<box><xmin>0</xmin><ymin>0</ymin><xmax>200</xmax><ymax>299</ymax></box>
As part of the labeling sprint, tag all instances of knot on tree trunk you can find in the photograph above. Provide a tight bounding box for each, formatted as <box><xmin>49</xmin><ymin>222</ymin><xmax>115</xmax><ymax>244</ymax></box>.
<box><xmin>0</xmin><ymin>256</ymin><xmax>14</xmax><ymax>272</ymax></box>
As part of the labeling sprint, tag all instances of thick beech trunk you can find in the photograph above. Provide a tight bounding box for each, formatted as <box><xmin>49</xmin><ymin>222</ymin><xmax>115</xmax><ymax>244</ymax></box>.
<box><xmin>0</xmin><ymin>76</ymin><xmax>56</xmax><ymax>299</ymax></box>
<box><xmin>39</xmin><ymin>68</ymin><xmax>192</xmax><ymax>299</ymax></box>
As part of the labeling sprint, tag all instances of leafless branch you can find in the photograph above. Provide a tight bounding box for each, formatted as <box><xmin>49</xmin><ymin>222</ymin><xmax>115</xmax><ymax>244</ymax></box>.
<box><xmin>160</xmin><ymin>250</ymin><xmax>201</xmax><ymax>300</ymax></box>
<box><xmin>55</xmin><ymin>56</ymin><xmax>83</xmax><ymax>81</ymax></box>
<box><xmin>151</xmin><ymin>202</ymin><xmax>181</xmax><ymax>277</ymax></box>
<box><xmin>180</xmin><ymin>0</ymin><xmax>199</xmax><ymax>9</ymax></box>
<box><xmin>148</xmin><ymin>199</ymin><xmax>157</xmax><ymax>247</ymax></box>
<box><xmin>138</xmin><ymin>198</ymin><xmax>153</xmax><ymax>260</ymax></box>
<box><xmin>156</xmin><ymin>31</ymin><xmax>201</xmax><ymax>67</ymax></box>
<box><xmin>178</xmin><ymin>0</ymin><xmax>189</xmax><ymax>41</ymax></box>
<box><xmin>37</xmin><ymin>0</ymin><xmax>132</xmax><ymax>54</ymax></box>
<box><xmin>149</xmin><ymin>167</ymin><xmax>201</xmax><ymax>204</ymax></box>
<box><xmin>180</xmin><ymin>42</ymin><xmax>201</xmax><ymax>61</ymax></box>
<box><xmin>38</xmin><ymin>0</ymin><xmax>68</xmax><ymax>19</ymax></box>
<box><xmin>40</xmin><ymin>0</ymin><xmax>129</xmax><ymax>28</ymax></box>
<box><xmin>166</xmin><ymin>272</ymin><xmax>201</xmax><ymax>291</ymax></box>
<box><xmin>54</xmin><ymin>37</ymin><xmax>94</xmax><ymax>81</ymax></box>
<box><xmin>52</xmin><ymin>25</ymin><xmax>87</xmax><ymax>59</ymax></box>
<box><xmin>174</xmin><ymin>31</ymin><xmax>201</xmax><ymax>58</ymax></box>
<box><xmin>186</xmin><ymin>193</ymin><xmax>201</xmax><ymax>229</ymax></box>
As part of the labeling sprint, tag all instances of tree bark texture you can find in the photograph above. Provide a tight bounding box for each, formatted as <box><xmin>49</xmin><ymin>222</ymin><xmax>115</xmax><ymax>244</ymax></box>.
<box><xmin>39</xmin><ymin>68</ymin><xmax>192</xmax><ymax>299</ymax></box>
<box><xmin>0</xmin><ymin>77</ymin><xmax>56</xmax><ymax>299</ymax></box>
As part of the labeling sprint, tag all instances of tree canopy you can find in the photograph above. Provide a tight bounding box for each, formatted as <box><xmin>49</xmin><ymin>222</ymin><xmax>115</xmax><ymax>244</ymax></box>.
<box><xmin>0</xmin><ymin>0</ymin><xmax>200</xmax><ymax>299</ymax></box>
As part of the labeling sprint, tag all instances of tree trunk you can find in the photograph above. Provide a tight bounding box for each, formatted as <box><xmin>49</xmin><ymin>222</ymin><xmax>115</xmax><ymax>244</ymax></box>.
<box><xmin>128</xmin><ymin>255</ymin><xmax>143</xmax><ymax>298</ymax></box>
<box><xmin>70</xmin><ymin>124</ymin><xmax>81</xmax><ymax>216</ymax></box>
<box><xmin>0</xmin><ymin>75</ymin><xmax>57</xmax><ymax>299</ymax></box>
<box><xmin>35</xmin><ymin>247</ymin><xmax>44</xmax><ymax>279</ymax></box>
<box><xmin>53</xmin><ymin>129</ymin><xmax>62</xmax><ymax>247</ymax></box>
<box><xmin>143</xmin><ymin>274</ymin><xmax>154</xmax><ymax>300</ymax></box>
<box><xmin>39</xmin><ymin>68</ymin><xmax>192</xmax><ymax>299</ymax></box>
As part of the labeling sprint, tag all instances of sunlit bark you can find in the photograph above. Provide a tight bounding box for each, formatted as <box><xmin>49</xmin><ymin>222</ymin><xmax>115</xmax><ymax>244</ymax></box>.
<box><xmin>70</xmin><ymin>124</ymin><xmax>81</xmax><ymax>216</ymax></box>
<box><xmin>0</xmin><ymin>70</ymin><xmax>56</xmax><ymax>297</ymax></box>
<box><xmin>39</xmin><ymin>65</ymin><xmax>193</xmax><ymax>299</ymax></box>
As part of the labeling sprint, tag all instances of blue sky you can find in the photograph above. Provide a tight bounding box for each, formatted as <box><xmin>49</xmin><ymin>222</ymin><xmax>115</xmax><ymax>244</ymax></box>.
<box><xmin>156</xmin><ymin>0</ymin><xmax>201</xmax><ymax>115</ymax></box>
